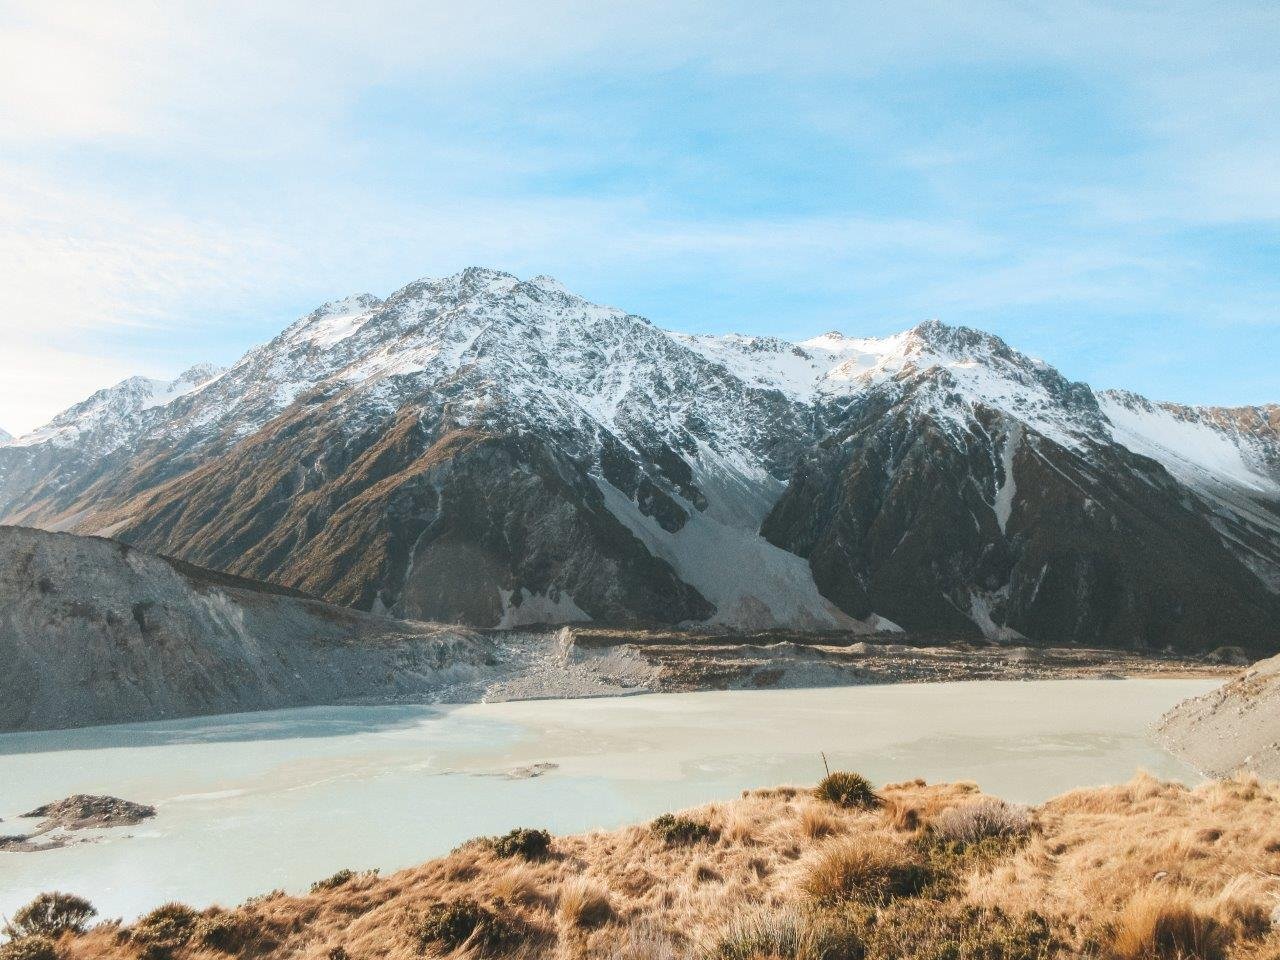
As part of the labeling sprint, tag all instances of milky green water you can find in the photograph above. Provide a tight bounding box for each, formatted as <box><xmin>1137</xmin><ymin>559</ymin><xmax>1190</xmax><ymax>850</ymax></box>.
<box><xmin>0</xmin><ymin>679</ymin><xmax>1217</xmax><ymax>919</ymax></box>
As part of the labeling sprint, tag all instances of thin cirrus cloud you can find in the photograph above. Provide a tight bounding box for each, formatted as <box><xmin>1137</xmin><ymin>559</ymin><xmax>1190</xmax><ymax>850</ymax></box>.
<box><xmin>0</xmin><ymin>1</ymin><xmax>1276</xmax><ymax>434</ymax></box>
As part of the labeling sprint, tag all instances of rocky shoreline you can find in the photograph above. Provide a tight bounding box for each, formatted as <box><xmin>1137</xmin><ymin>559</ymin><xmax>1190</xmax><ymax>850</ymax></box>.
<box><xmin>480</xmin><ymin>625</ymin><xmax>1235</xmax><ymax>703</ymax></box>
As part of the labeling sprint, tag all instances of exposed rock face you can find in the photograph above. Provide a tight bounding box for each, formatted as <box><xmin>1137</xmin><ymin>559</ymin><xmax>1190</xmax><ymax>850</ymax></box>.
<box><xmin>0</xmin><ymin>524</ymin><xmax>495</xmax><ymax>731</ymax></box>
<box><xmin>763</xmin><ymin>367</ymin><xmax>1280</xmax><ymax>651</ymax></box>
<box><xmin>1</xmin><ymin>269</ymin><xmax>1277</xmax><ymax>649</ymax></box>
<box><xmin>1159</xmin><ymin>656</ymin><xmax>1280</xmax><ymax>778</ymax></box>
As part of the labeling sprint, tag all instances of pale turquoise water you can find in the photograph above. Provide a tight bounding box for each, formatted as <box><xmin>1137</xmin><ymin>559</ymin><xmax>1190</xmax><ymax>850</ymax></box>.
<box><xmin>0</xmin><ymin>679</ymin><xmax>1217</xmax><ymax>920</ymax></box>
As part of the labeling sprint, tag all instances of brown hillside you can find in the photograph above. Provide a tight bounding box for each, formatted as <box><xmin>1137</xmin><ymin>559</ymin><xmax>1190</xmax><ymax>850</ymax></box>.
<box><xmin>22</xmin><ymin>773</ymin><xmax>1280</xmax><ymax>960</ymax></box>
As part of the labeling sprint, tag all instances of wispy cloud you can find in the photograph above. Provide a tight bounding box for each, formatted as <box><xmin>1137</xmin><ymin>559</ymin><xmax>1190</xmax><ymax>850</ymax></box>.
<box><xmin>0</xmin><ymin>0</ymin><xmax>1277</xmax><ymax>432</ymax></box>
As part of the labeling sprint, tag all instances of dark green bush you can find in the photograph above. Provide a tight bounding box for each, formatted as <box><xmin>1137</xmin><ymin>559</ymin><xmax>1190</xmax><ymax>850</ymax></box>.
<box><xmin>490</xmin><ymin>827</ymin><xmax>552</xmax><ymax>860</ymax></box>
<box><xmin>131</xmin><ymin>902</ymin><xmax>199</xmax><ymax>960</ymax></box>
<box><xmin>815</xmin><ymin>772</ymin><xmax>879</xmax><ymax>809</ymax></box>
<box><xmin>0</xmin><ymin>936</ymin><xmax>58</xmax><ymax>960</ymax></box>
<box><xmin>651</xmin><ymin>813</ymin><xmax>716</xmax><ymax>845</ymax></box>
<box><xmin>410</xmin><ymin>898</ymin><xmax>523</xmax><ymax>953</ymax></box>
<box><xmin>192</xmin><ymin>912</ymin><xmax>258</xmax><ymax>952</ymax></box>
<box><xmin>9</xmin><ymin>891</ymin><xmax>97</xmax><ymax>937</ymax></box>
<box><xmin>310</xmin><ymin>868</ymin><xmax>357</xmax><ymax>893</ymax></box>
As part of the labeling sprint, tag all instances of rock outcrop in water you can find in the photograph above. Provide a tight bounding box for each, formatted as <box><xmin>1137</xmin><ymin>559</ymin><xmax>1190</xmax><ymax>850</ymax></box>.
<box><xmin>22</xmin><ymin>795</ymin><xmax>156</xmax><ymax>830</ymax></box>
<box><xmin>0</xmin><ymin>795</ymin><xmax>159</xmax><ymax>853</ymax></box>
<box><xmin>0</xmin><ymin>524</ymin><xmax>497</xmax><ymax>732</ymax></box>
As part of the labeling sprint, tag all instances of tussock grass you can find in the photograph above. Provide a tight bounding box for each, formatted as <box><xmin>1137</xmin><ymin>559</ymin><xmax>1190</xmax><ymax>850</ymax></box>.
<box><xmin>798</xmin><ymin>834</ymin><xmax>930</xmax><ymax>904</ymax></box>
<box><xmin>48</xmin><ymin>774</ymin><xmax>1280</xmax><ymax>960</ymax></box>
<box><xmin>556</xmin><ymin>877</ymin><xmax>613</xmax><ymax>929</ymax></box>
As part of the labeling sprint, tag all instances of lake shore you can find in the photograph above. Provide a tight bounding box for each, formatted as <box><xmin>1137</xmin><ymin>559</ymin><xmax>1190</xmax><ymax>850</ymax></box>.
<box><xmin>0</xmin><ymin>679</ymin><xmax>1217</xmax><ymax>922</ymax></box>
<box><xmin>486</xmin><ymin>626</ymin><xmax>1237</xmax><ymax>702</ymax></box>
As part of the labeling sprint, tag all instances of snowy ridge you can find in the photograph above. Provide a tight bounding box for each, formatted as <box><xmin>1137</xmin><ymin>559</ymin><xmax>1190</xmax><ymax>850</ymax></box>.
<box><xmin>0</xmin><ymin>426</ymin><xmax>10</xmax><ymax>446</ymax></box>
<box><xmin>3</xmin><ymin>267</ymin><xmax>1278</xmax><ymax>636</ymax></box>
<box><xmin>1100</xmin><ymin>390</ymin><xmax>1280</xmax><ymax>494</ymax></box>
<box><xmin>9</xmin><ymin>363</ymin><xmax>226</xmax><ymax>453</ymax></box>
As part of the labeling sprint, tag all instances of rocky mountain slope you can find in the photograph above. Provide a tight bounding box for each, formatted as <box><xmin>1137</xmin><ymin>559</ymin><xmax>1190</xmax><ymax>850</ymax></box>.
<box><xmin>1</xmin><ymin>268</ymin><xmax>1277</xmax><ymax>650</ymax></box>
<box><xmin>0</xmin><ymin>524</ymin><xmax>494</xmax><ymax>732</ymax></box>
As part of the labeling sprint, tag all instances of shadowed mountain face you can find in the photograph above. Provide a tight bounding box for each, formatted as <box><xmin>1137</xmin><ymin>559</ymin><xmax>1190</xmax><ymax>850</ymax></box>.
<box><xmin>1</xmin><ymin>268</ymin><xmax>1277</xmax><ymax>650</ymax></box>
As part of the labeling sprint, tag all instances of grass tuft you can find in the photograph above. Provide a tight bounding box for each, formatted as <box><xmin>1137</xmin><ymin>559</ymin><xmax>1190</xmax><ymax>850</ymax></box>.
<box><xmin>1108</xmin><ymin>887</ymin><xmax>1230</xmax><ymax>960</ymax></box>
<box><xmin>799</xmin><ymin>835</ymin><xmax>930</xmax><ymax>904</ymax></box>
<box><xmin>557</xmin><ymin>876</ymin><xmax>613</xmax><ymax>928</ymax></box>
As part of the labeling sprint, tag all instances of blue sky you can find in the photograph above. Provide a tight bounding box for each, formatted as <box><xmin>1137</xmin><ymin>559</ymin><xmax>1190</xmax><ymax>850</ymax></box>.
<box><xmin>1</xmin><ymin>1</ymin><xmax>1277</xmax><ymax>432</ymax></box>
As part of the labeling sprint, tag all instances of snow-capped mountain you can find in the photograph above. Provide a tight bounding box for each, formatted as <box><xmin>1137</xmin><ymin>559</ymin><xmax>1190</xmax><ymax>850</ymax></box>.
<box><xmin>5</xmin><ymin>363</ymin><xmax>226</xmax><ymax>455</ymax></box>
<box><xmin>0</xmin><ymin>426</ymin><xmax>10</xmax><ymax>445</ymax></box>
<box><xmin>1</xmin><ymin>268</ymin><xmax>1276</xmax><ymax>650</ymax></box>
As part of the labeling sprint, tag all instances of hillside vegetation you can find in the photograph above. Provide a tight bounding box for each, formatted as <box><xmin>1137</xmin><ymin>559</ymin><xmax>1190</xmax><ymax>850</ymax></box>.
<box><xmin>11</xmin><ymin>772</ymin><xmax>1280</xmax><ymax>960</ymax></box>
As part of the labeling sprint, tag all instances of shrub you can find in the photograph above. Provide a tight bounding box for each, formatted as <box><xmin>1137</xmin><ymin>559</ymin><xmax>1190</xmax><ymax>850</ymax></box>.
<box><xmin>0</xmin><ymin>937</ymin><xmax>58</xmax><ymax>960</ymax></box>
<box><xmin>9</xmin><ymin>892</ymin><xmax>97</xmax><ymax>937</ymax></box>
<box><xmin>799</xmin><ymin>835</ymin><xmax>930</xmax><ymax>904</ymax></box>
<box><xmin>930</xmin><ymin>799</ymin><xmax>1031</xmax><ymax>846</ymax></box>
<box><xmin>705</xmin><ymin>908</ymin><xmax>860</xmax><ymax>960</ymax></box>
<box><xmin>192</xmin><ymin>912</ymin><xmax>257</xmax><ymax>952</ymax></box>
<box><xmin>1109</xmin><ymin>887</ymin><xmax>1230</xmax><ymax>960</ymax></box>
<box><xmin>651</xmin><ymin>813</ymin><xmax>715</xmax><ymax>845</ymax></box>
<box><xmin>815</xmin><ymin>772</ymin><xmax>879</xmax><ymax>809</ymax></box>
<box><xmin>311</xmin><ymin>868</ymin><xmax>357</xmax><ymax>893</ymax></box>
<box><xmin>131</xmin><ymin>902</ymin><xmax>199</xmax><ymax>960</ymax></box>
<box><xmin>410</xmin><ymin>898</ymin><xmax>523</xmax><ymax>954</ymax></box>
<box><xmin>557</xmin><ymin>877</ymin><xmax>613</xmax><ymax>928</ymax></box>
<box><xmin>491</xmin><ymin>827</ymin><xmax>552</xmax><ymax>860</ymax></box>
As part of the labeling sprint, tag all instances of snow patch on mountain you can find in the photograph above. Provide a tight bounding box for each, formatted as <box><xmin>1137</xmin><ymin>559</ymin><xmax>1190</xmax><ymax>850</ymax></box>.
<box><xmin>993</xmin><ymin>423</ymin><xmax>1021</xmax><ymax>534</ymax></box>
<box><xmin>1100</xmin><ymin>390</ymin><xmax>1278</xmax><ymax>494</ymax></box>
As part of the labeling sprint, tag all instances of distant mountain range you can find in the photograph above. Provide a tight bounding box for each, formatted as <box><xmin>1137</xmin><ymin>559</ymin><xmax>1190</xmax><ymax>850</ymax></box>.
<box><xmin>2</xmin><ymin>267</ymin><xmax>1277</xmax><ymax>650</ymax></box>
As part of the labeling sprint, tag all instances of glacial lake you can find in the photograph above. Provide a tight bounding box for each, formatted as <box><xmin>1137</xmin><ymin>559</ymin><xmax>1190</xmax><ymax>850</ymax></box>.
<box><xmin>0</xmin><ymin>678</ymin><xmax>1217</xmax><ymax>920</ymax></box>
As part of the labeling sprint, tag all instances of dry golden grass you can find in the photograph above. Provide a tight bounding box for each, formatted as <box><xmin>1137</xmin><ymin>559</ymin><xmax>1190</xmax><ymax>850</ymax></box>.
<box><xmin>38</xmin><ymin>773</ymin><xmax>1280</xmax><ymax>960</ymax></box>
<box><xmin>556</xmin><ymin>877</ymin><xmax>613</xmax><ymax>929</ymax></box>
<box><xmin>797</xmin><ymin>833</ymin><xmax>926</xmax><ymax>903</ymax></box>
<box><xmin>1109</xmin><ymin>886</ymin><xmax>1232</xmax><ymax>960</ymax></box>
